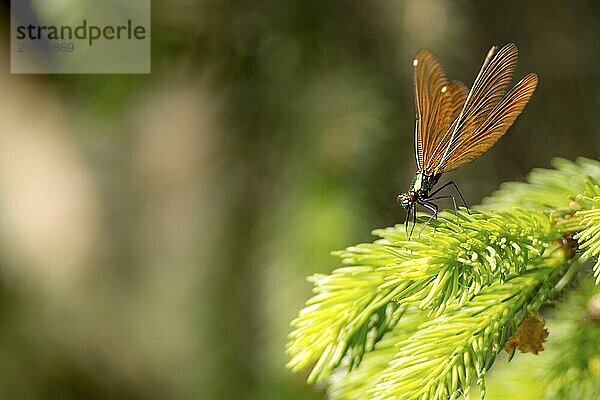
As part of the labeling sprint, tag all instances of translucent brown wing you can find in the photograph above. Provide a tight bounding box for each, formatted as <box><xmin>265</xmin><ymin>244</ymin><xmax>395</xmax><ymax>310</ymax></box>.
<box><xmin>422</xmin><ymin>43</ymin><xmax>534</xmax><ymax>174</ymax></box>
<box><xmin>422</xmin><ymin>80</ymin><xmax>468</xmax><ymax>169</ymax></box>
<box><xmin>440</xmin><ymin>73</ymin><xmax>538</xmax><ymax>171</ymax></box>
<box><xmin>446</xmin><ymin>80</ymin><xmax>469</xmax><ymax>119</ymax></box>
<box><xmin>412</xmin><ymin>49</ymin><xmax>465</xmax><ymax>170</ymax></box>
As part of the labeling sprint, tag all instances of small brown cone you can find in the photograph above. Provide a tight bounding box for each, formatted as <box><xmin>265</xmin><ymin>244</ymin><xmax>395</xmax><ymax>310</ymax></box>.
<box><xmin>504</xmin><ymin>313</ymin><xmax>549</xmax><ymax>355</ymax></box>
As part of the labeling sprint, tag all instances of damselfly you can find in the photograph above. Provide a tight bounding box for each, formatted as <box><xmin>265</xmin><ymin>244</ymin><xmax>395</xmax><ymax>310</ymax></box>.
<box><xmin>397</xmin><ymin>43</ymin><xmax>538</xmax><ymax>238</ymax></box>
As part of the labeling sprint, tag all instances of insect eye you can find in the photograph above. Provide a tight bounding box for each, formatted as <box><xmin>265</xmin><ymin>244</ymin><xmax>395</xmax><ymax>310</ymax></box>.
<box><xmin>397</xmin><ymin>194</ymin><xmax>410</xmax><ymax>208</ymax></box>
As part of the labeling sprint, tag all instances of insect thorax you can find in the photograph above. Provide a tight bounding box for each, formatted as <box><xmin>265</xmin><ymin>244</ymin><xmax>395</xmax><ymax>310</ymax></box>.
<box><xmin>410</xmin><ymin>171</ymin><xmax>441</xmax><ymax>197</ymax></box>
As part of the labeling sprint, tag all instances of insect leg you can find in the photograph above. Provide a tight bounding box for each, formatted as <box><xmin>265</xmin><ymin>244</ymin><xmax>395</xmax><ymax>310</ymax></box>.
<box><xmin>428</xmin><ymin>180</ymin><xmax>470</xmax><ymax>214</ymax></box>
<box><xmin>416</xmin><ymin>200</ymin><xmax>438</xmax><ymax>237</ymax></box>
<box><xmin>404</xmin><ymin>206</ymin><xmax>411</xmax><ymax>239</ymax></box>
<box><xmin>408</xmin><ymin>205</ymin><xmax>417</xmax><ymax>240</ymax></box>
<box><xmin>427</xmin><ymin>194</ymin><xmax>459</xmax><ymax>225</ymax></box>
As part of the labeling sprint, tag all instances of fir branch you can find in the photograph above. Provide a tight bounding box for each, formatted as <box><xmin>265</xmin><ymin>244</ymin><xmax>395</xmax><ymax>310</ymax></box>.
<box><xmin>286</xmin><ymin>240</ymin><xmax>403</xmax><ymax>383</ymax></box>
<box><xmin>287</xmin><ymin>209</ymin><xmax>566</xmax><ymax>384</ymax></box>
<box><xmin>482</xmin><ymin>157</ymin><xmax>600</xmax><ymax>211</ymax></box>
<box><xmin>379</xmin><ymin>209</ymin><xmax>562</xmax><ymax>313</ymax></box>
<box><xmin>286</xmin><ymin>157</ymin><xmax>600</xmax><ymax>399</ymax></box>
<box><xmin>574</xmin><ymin>202</ymin><xmax>600</xmax><ymax>284</ymax></box>
<box><xmin>559</xmin><ymin>178</ymin><xmax>600</xmax><ymax>283</ymax></box>
<box><xmin>327</xmin><ymin>310</ymin><xmax>429</xmax><ymax>400</ymax></box>
<box><xmin>369</xmin><ymin>254</ymin><xmax>575</xmax><ymax>400</ymax></box>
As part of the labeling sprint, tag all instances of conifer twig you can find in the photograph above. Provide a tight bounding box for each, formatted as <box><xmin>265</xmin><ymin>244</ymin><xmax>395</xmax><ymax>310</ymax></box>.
<box><xmin>287</xmin><ymin>158</ymin><xmax>600</xmax><ymax>399</ymax></box>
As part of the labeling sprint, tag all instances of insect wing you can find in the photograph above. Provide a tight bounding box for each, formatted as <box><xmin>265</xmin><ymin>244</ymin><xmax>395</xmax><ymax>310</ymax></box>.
<box><xmin>412</xmin><ymin>49</ymin><xmax>456</xmax><ymax>170</ymax></box>
<box><xmin>441</xmin><ymin>73</ymin><xmax>538</xmax><ymax>171</ymax></box>
<box><xmin>425</xmin><ymin>43</ymin><xmax>533</xmax><ymax>174</ymax></box>
<box><xmin>421</xmin><ymin>80</ymin><xmax>468</xmax><ymax>170</ymax></box>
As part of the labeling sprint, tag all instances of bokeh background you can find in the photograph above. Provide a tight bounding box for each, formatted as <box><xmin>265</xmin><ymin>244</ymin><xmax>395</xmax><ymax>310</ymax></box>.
<box><xmin>0</xmin><ymin>1</ymin><xmax>598</xmax><ymax>399</ymax></box>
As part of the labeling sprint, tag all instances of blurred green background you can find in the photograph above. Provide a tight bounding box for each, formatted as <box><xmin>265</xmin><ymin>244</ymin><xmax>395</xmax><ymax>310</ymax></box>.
<box><xmin>0</xmin><ymin>1</ymin><xmax>598</xmax><ymax>399</ymax></box>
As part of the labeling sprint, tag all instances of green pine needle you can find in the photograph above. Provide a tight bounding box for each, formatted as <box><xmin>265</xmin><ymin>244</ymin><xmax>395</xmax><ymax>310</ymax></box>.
<box><xmin>327</xmin><ymin>310</ymin><xmax>429</xmax><ymax>400</ymax></box>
